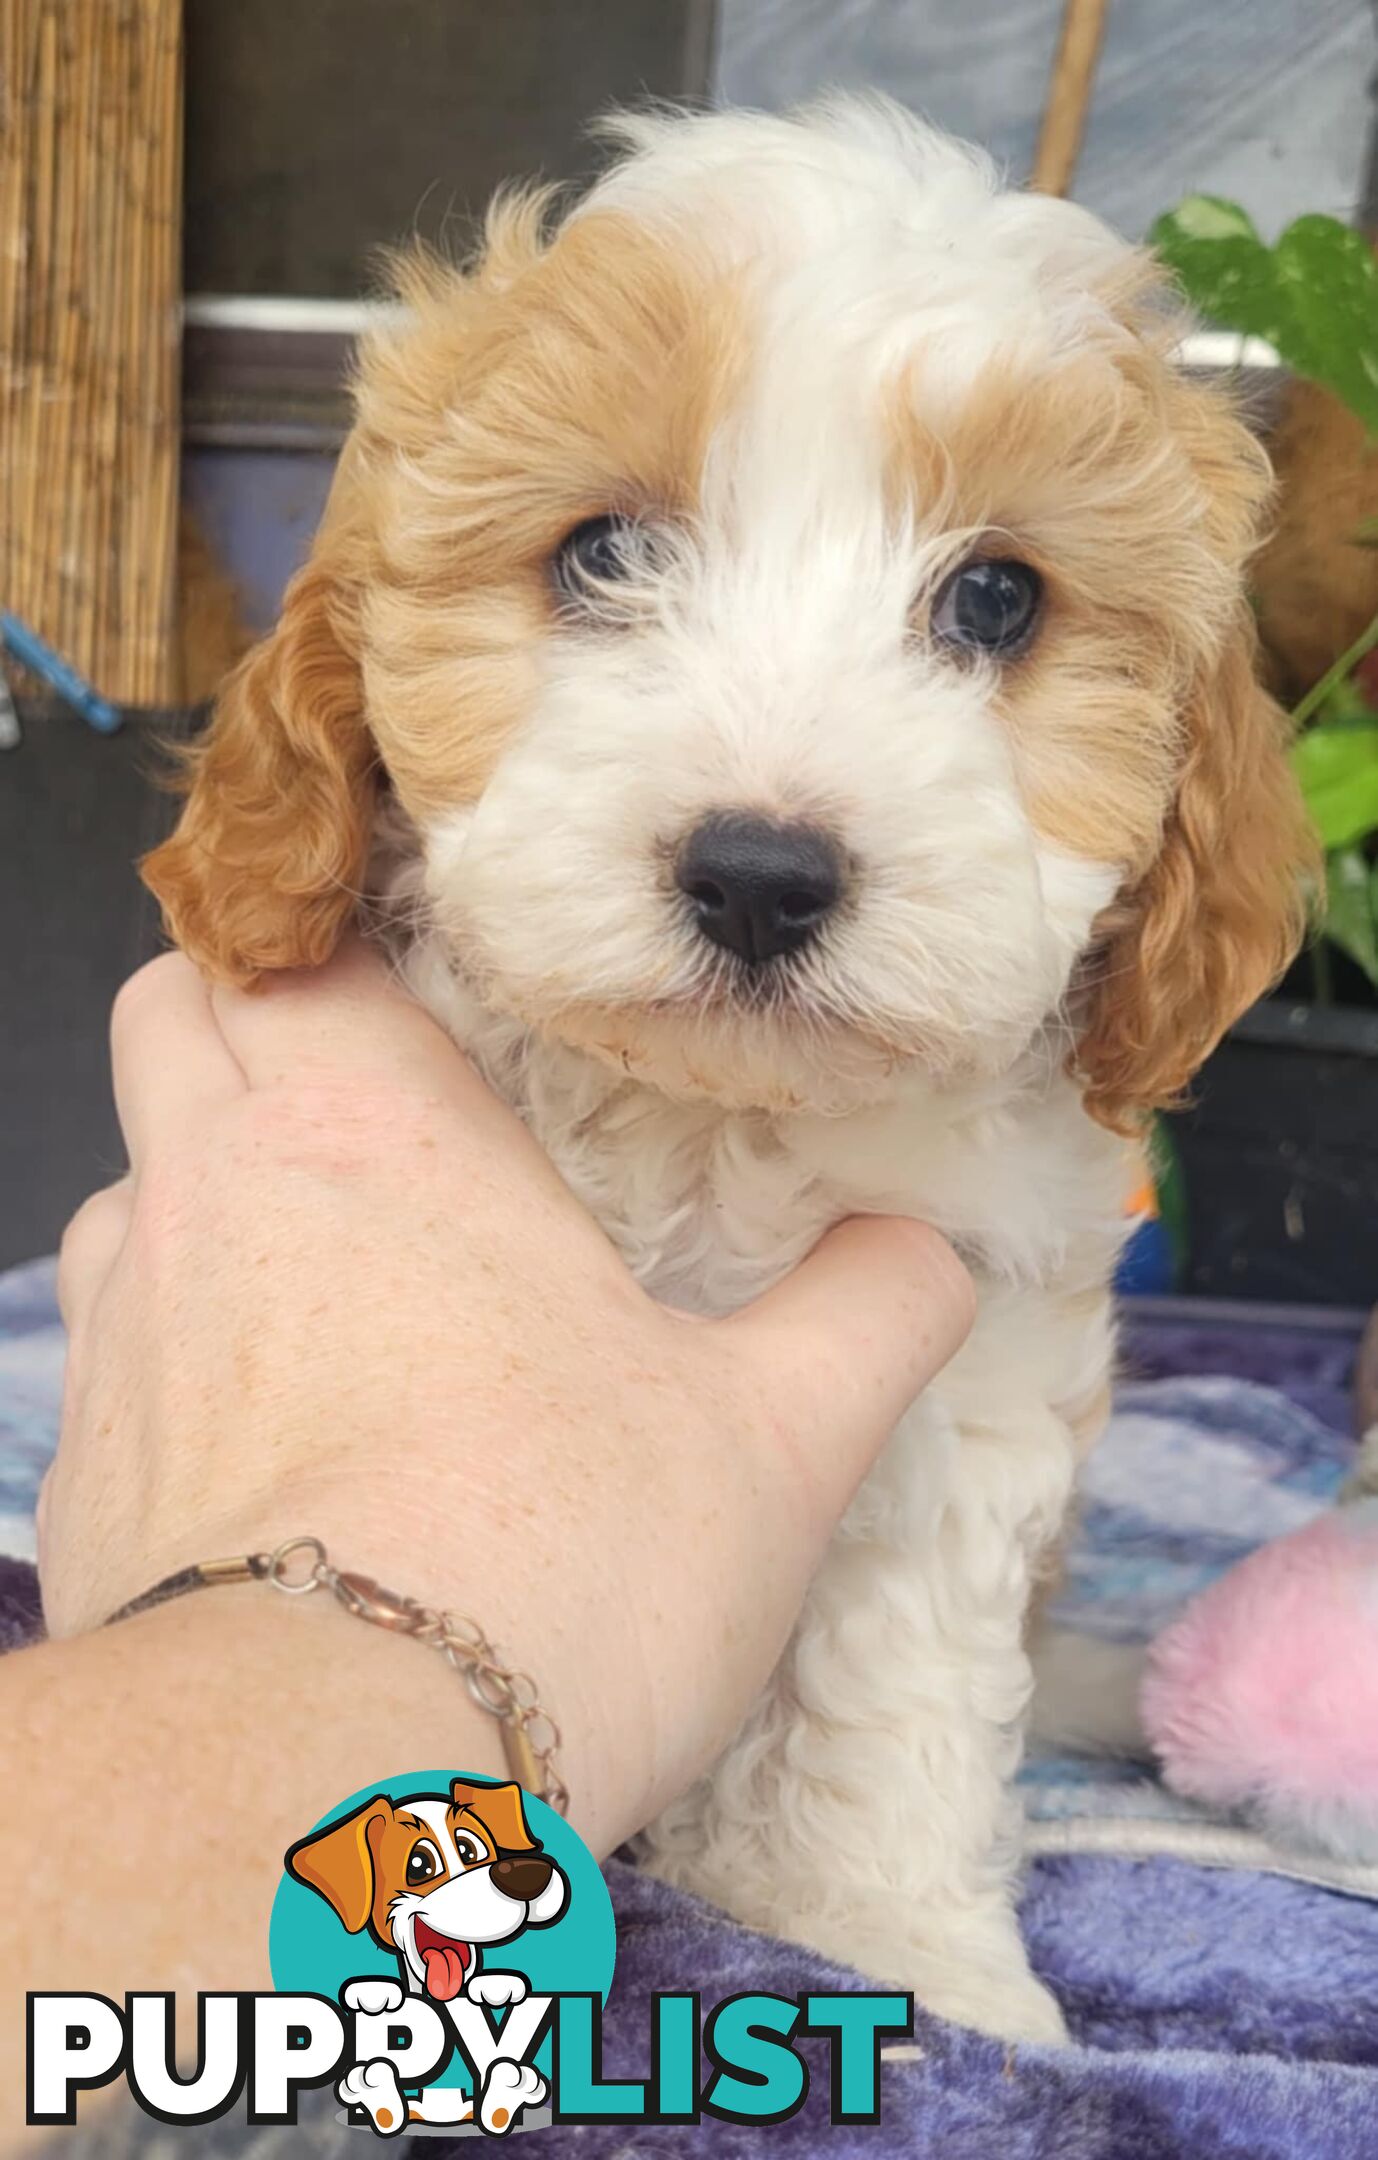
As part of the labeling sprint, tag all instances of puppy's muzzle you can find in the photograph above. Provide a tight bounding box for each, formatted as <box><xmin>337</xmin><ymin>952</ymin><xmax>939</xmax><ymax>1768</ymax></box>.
<box><xmin>492</xmin><ymin>1853</ymin><xmax>556</xmax><ymax>1901</ymax></box>
<box><xmin>677</xmin><ymin>813</ymin><xmax>844</xmax><ymax>967</ymax></box>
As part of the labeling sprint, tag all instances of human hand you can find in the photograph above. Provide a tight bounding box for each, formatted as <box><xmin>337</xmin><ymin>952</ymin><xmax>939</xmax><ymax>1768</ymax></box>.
<box><xmin>46</xmin><ymin>943</ymin><xmax>972</xmax><ymax>1849</ymax></box>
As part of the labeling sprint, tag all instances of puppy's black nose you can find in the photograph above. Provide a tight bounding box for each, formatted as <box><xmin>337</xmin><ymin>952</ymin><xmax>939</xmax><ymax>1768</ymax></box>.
<box><xmin>491</xmin><ymin>1854</ymin><xmax>553</xmax><ymax>1902</ymax></box>
<box><xmin>677</xmin><ymin>815</ymin><xmax>843</xmax><ymax>966</ymax></box>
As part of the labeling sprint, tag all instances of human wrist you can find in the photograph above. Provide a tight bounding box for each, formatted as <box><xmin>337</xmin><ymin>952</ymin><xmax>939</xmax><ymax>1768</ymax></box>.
<box><xmin>78</xmin><ymin>1513</ymin><xmax>625</xmax><ymax>1856</ymax></box>
<box><xmin>126</xmin><ymin>1584</ymin><xmax>511</xmax><ymax>1830</ymax></box>
<box><xmin>194</xmin><ymin>1486</ymin><xmax>640</xmax><ymax>1849</ymax></box>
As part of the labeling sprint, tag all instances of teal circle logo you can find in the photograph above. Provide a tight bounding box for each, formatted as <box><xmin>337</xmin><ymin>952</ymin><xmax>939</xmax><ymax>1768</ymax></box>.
<box><xmin>269</xmin><ymin>1770</ymin><xmax>614</xmax><ymax>2128</ymax></box>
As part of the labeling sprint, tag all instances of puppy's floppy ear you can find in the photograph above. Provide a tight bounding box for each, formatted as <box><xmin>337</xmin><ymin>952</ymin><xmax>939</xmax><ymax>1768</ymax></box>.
<box><xmin>452</xmin><ymin>1778</ymin><xmax>538</xmax><ymax>1854</ymax></box>
<box><xmin>285</xmin><ymin>1795</ymin><xmax>394</xmax><ymax>1933</ymax></box>
<box><xmin>1075</xmin><ymin>389</ymin><xmax>1317</xmax><ymax>1132</ymax></box>
<box><xmin>142</xmin><ymin>545</ymin><xmax>375</xmax><ymax>985</ymax></box>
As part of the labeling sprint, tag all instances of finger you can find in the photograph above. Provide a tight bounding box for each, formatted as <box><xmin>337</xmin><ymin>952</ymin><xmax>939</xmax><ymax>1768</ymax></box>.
<box><xmin>111</xmin><ymin>953</ymin><xmax>246</xmax><ymax>1167</ymax></box>
<box><xmin>209</xmin><ymin>938</ymin><xmax>529</xmax><ymax>1143</ymax></box>
<box><xmin>56</xmin><ymin>1180</ymin><xmax>133</xmax><ymax>1330</ymax></box>
<box><xmin>210</xmin><ymin>936</ymin><xmax>461</xmax><ymax>1084</ymax></box>
<box><xmin>720</xmin><ymin>1216</ymin><xmax>975</xmax><ymax>1517</ymax></box>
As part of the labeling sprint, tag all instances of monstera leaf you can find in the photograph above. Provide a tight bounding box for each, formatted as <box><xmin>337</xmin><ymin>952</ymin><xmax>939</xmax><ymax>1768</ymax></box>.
<box><xmin>1150</xmin><ymin>198</ymin><xmax>1378</xmax><ymax>436</ymax></box>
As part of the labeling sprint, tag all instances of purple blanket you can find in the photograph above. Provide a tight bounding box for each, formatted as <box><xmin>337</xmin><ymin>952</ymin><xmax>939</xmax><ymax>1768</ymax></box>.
<box><xmin>579</xmin><ymin>1856</ymin><xmax>1378</xmax><ymax>2158</ymax></box>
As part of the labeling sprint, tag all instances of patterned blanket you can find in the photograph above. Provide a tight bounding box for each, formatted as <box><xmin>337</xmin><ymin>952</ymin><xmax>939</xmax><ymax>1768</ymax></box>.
<box><xmin>6</xmin><ymin>1258</ymin><xmax>1377</xmax><ymax>2156</ymax></box>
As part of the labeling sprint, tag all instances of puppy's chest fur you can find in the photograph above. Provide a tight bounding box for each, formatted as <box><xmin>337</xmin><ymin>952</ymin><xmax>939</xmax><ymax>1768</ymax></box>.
<box><xmin>400</xmin><ymin>936</ymin><xmax>1129</xmax><ymax>1354</ymax></box>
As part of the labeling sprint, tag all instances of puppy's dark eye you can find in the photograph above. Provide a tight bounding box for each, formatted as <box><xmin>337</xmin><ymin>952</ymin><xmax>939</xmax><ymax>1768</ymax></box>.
<box><xmin>553</xmin><ymin>513</ymin><xmax>638</xmax><ymax>601</ymax></box>
<box><xmin>930</xmin><ymin>558</ymin><xmax>1043</xmax><ymax>659</ymax></box>
<box><xmin>453</xmin><ymin>1833</ymin><xmax>485</xmax><ymax>1867</ymax></box>
<box><xmin>405</xmin><ymin>1840</ymin><xmax>443</xmax><ymax>1886</ymax></box>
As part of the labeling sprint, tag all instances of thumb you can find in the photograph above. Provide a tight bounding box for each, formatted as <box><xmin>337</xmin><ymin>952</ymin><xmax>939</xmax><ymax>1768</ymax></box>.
<box><xmin>719</xmin><ymin>1216</ymin><xmax>975</xmax><ymax>1520</ymax></box>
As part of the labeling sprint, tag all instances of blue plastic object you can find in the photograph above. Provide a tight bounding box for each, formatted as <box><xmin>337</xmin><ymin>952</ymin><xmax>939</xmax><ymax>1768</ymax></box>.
<box><xmin>1114</xmin><ymin>1213</ymin><xmax>1176</xmax><ymax>1295</ymax></box>
<box><xmin>0</xmin><ymin>609</ymin><xmax>122</xmax><ymax>733</ymax></box>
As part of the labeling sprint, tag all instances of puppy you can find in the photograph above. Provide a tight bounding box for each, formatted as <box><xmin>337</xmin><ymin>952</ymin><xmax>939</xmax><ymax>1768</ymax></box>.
<box><xmin>147</xmin><ymin>99</ymin><xmax>1313</xmax><ymax>2041</ymax></box>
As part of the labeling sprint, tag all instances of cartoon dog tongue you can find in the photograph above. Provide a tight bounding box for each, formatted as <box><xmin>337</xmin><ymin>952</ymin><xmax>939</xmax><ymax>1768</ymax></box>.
<box><xmin>412</xmin><ymin>1926</ymin><xmax>473</xmax><ymax>2004</ymax></box>
<box><xmin>418</xmin><ymin>1933</ymin><xmax>471</xmax><ymax>2001</ymax></box>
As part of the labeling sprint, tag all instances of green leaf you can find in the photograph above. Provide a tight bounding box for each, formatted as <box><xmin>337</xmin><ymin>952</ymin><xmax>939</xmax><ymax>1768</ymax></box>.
<box><xmin>1322</xmin><ymin>847</ymin><xmax>1378</xmax><ymax>985</ymax></box>
<box><xmin>1158</xmin><ymin>197</ymin><xmax>1261</xmax><ymax>245</ymax></box>
<box><xmin>1291</xmin><ymin>722</ymin><xmax>1378</xmax><ymax>847</ymax></box>
<box><xmin>1151</xmin><ymin>199</ymin><xmax>1378</xmax><ymax>436</ymax></box>
<box><xmin>1274</xmin><ymin>219</ymin><xmax>1378</xmax><ymax>432</ymax></box>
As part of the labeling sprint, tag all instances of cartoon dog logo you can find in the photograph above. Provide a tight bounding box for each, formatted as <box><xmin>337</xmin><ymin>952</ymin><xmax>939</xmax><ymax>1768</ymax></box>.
<box><xmin>286</xmin><ymin>1779</ymin><xmax>569</xmax><ymax>2135</ymax></box>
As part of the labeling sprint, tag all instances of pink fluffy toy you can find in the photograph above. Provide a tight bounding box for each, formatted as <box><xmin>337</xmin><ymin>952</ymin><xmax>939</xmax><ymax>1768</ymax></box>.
<box><xmin>1142</xmin><ymin>1450</ymin><xmax>1378</xmax><ymax>1863</ymax></box>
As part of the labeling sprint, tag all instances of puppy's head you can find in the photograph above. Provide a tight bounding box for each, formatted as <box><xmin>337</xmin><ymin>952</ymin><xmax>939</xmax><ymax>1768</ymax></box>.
<box><xmin>146</xmin><ymin>98</ymin><xmax>1314</xmax><ymax>1126</ymax></box>
<box><xmin>286</xmin><ymin>1778</ymin><xmax>567</xmax><ymax>1999</ymax></box>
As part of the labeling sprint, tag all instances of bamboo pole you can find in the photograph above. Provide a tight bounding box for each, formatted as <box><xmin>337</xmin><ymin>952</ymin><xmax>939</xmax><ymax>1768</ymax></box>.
<box><xmin>1030</xmin><ymin>0</ymin><xmax>1110</xmax><ymax>199</ymax></box>
<box><xmin>0</xmin><ymin>0</ymin><xmax>183</xmax><ymax>707</ymax></box>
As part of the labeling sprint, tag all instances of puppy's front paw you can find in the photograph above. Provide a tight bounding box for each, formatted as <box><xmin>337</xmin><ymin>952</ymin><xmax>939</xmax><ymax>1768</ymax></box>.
<box><xmin>341</xmin><ymin>1978</ymin><xmax>406</xmax><ymax>2017</ymax></box>
<box><xmin>984</xmin><ymin>1973</ymin><xmax>1067</xmax><ymax>2047</ymax></box>
<box><xmin>920</xmin><ymin>1968</ymin><xmax>1067</xmax><ymax>2047</ymax></box>
<box><xmin>480</xmin><ymin>2058</ymin><xmax>547</xmax><ymax>2134</ymax></box>
<box><xmin>337</xmin><ymin>2058</ymin><xmax>407</xmax><ymax>2136</ymax></box>
<box><xmin>466</xmin><ymin>1969</ymin><xmax>529</xmax><ymax>2008</ymax></box>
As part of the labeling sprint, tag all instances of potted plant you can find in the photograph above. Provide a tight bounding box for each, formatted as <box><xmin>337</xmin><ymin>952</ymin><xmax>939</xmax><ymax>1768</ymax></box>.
<box><xmin>1147</xmin><ymin>200</ymin><xmax>1378</xmax><ymax>1303</ymax></box>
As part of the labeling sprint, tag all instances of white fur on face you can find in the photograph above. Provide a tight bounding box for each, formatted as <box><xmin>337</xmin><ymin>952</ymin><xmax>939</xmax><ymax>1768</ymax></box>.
<box><xmin>416</xmin><ymin>102</ymin><xmax>1136</xmax><ymax>1114</ymax></box>
<box><xmin>424</xmin><ymin>636</ymin><xmax>1115</xmax><ymax>1116</ymax></box>
<box><xmin>587</xmin><ymin>96</ymin><xmax>1130</xmax><ymax>384</ymax></box>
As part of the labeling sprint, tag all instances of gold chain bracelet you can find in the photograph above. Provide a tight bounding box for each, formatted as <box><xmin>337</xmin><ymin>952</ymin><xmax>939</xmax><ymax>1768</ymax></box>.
<box><xmin>104</xmin><ymin>1534</ymin><xmax>569</xmax><ymax>1815</ymax></box>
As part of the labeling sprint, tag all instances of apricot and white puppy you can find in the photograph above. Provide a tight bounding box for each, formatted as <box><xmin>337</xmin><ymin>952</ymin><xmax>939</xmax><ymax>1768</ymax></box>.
<box><xmin>148</xmin><ymin>99</ymin><xmax>1313</xmax><ymax>2041</ymax></box>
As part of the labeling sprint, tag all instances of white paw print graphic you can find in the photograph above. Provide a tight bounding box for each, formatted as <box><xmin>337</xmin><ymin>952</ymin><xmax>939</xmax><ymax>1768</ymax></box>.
<box><xmin>341</xmin><ymin>1978</ymin><xmax>406</xmax><ymax>2018</ymax></box>
<box><xmin>466</xmin><ymin>1970</ymin><xmax>529</xmax><ymax>2008</ymax></box>
<box><xmin>480</xmin><ymin>2058</ymin><xmax>547</xmax><ymax>2135</ymax></box>
<box><xmin>337</xmin><ymin>2057</ymin><xmax>408</xmax><ymax>2137</ymax></box>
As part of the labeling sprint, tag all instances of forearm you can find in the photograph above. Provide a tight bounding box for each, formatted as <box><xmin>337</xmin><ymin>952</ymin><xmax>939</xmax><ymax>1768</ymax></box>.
<box><xmin>3</xmin><ymin>1593</ymin><xmax>507</xmax><ymax>2140</ymax></box>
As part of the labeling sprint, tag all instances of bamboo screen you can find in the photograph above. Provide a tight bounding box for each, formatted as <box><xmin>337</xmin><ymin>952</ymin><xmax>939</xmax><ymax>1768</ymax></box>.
<box><xmin>0</xmin><ymin>0</ymin><xmax>183</xmax><ymax>708</ymax></box>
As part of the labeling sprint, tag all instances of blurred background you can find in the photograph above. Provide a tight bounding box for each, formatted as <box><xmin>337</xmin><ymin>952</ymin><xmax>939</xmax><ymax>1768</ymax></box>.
<box><xmin>2</xmin><ymin>0</ymin><xmax>1376</xmax><ymax>1310</ymax></box>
